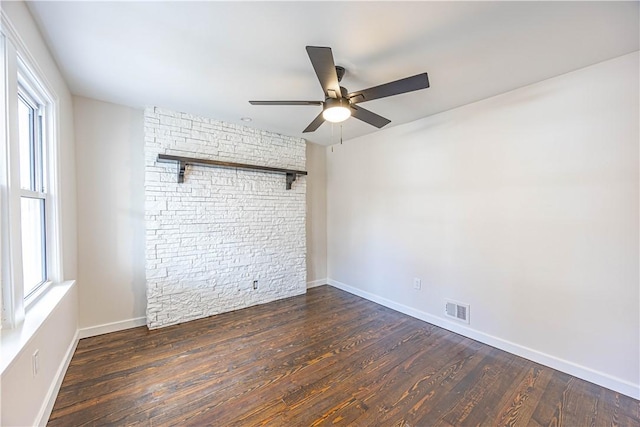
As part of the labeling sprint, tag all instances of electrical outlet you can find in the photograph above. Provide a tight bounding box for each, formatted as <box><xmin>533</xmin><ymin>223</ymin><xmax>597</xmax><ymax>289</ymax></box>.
<box><xmin>32</xmin><ymin>350</ymin><xmax>40</xmax><ymax>377</ymax></box>
<box><xmin>413</xmin><ymin>278</ymin><xmax>421</xmax><ymax>290</ymax></box>
<box><xmin>252</xmin><ymin>280</ymin><xmax>258</xmax><ymax>290</ymax></box>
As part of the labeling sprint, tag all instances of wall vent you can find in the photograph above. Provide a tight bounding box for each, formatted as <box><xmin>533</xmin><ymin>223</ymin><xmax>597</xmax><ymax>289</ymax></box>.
<box><xmin>445</xmin><ymin>300</ymin><xmax>470</xmax><ymax>324</ymax></box>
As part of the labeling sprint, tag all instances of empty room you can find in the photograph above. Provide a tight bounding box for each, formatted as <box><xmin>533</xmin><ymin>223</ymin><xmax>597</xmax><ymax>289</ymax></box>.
<box><xmin>1</xmin><ymin>1</ymin><xmax>638</xmax><ymax>426</ymax></box>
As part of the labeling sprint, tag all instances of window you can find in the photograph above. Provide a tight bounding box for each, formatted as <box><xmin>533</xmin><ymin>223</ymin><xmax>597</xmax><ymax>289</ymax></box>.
<box><xmin>1</xmin><ymin>30</ymin><xmax>61</xmax><ymax>327</ymax></box>
<box><xmin>18</xmin><ymin>88</ymin><xmax>48</xmax><ymax>298</ymax></box>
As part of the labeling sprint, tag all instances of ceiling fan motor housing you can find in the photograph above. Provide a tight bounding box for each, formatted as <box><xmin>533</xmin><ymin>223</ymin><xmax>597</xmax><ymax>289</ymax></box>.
<box><xmin>328</xmin><ymin>86</ymin><xmax>349</xmax><ymax>100</ymax></box>
<box><xmin>324</xmin><ymin>97</ymin><xmax>349</xmax><ymax>109</ymax></box>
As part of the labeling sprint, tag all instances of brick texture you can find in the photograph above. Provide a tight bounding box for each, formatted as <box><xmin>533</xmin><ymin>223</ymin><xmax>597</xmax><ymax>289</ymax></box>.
<box><xmin>144</xmin><ymin>107</ymin><xmax>306</xmax><ymax>329</ymax></box>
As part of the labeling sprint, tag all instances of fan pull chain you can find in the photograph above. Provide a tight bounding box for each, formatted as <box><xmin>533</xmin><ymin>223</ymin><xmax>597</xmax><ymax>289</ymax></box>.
<box><xmin>340</xmin><ymin>125</ymin><xmax>343</xmax><ymax>144</ymax></box>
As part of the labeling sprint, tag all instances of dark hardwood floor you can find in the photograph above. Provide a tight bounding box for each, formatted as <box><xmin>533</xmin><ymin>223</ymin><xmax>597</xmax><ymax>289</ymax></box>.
<box><xmin>49</xmin><ymin>285</ymin><xmax>639</xmax><ymax>426</ymax></box>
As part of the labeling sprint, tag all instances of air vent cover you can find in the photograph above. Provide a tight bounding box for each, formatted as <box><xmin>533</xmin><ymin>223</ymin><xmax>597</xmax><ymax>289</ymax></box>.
<box><xmin>445</xmin><ymin>300</ymin><xmax>470</xmax><ymax>324</ymax></box>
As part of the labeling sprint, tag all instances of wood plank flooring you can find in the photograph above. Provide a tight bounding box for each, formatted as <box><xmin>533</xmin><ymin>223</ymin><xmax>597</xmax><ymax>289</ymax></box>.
<box><xmin>49</xmin><ymin>286</ymin><xmax>639</xmax><ymax>426</ymax></box>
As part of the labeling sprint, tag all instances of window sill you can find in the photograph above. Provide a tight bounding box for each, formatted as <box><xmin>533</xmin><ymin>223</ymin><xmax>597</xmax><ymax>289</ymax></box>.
<box><xmin>24</xmin><ymin>279</ymin><xmax>54</xmax><ymax>311</ymax></box>
<box><xmin>0</xmin><ymin>280</ymin><xmax>76</xmax><ymax>375</ymax></box>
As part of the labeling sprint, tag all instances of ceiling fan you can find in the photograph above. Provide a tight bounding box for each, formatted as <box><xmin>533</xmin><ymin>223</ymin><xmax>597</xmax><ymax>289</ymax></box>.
<box><xmin>249</xmin><ymin>46</ymin><xmax>430</xmax><ymax>133</ymax></box>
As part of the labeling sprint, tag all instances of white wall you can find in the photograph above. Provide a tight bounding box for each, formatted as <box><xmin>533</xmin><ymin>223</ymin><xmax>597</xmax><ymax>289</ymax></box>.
<box><xmin>74</xmin><ymin>96</ymin><xmax>146</xmax><ymax>333</ymax></box>
<box><xmin>1</xmin><ymin>2</ymin><xmax>78</xmax><ymax>425</ymax></box>
<box><xmin>0</xmin><ymin>284</ymin><xmax>78</xmax><ymax>427</ymax></box>
<box><xmin>306</xmin><ymin>142</ymin><xmax>327</xmax><ymax>284</ymax></box>
<box><xmin>327</xmin><ymin>52</ymin><xmax>639</xmax><ymax>397</ymax></box>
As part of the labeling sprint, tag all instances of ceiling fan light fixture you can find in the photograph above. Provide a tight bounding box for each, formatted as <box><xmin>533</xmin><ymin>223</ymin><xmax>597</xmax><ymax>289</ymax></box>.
<box><xmin>322</xmin><ymin>98</ymin><xmax>351</xmax><ymax>123</ymax></box>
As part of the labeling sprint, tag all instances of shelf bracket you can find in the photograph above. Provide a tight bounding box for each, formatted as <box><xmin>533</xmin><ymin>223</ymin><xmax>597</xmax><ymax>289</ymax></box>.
<box><xmin>286</xmin><ymin>172</ymin><xmax>296</xmax><ymax>190</ymax></box>
<box><xmin>177</xmin><ymin>160</ymin><xmax>186</xmax><ymax>183</ymax></box>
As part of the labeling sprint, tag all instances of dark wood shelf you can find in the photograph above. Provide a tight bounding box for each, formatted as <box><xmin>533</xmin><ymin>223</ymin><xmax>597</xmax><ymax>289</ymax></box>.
<box><xmin>156</xmin><ymin>154</ymin><xmax>307</xmax><ymax>190</ymax></box>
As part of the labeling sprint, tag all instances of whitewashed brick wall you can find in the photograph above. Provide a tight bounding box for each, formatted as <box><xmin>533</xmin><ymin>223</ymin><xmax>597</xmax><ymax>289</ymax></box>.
<box><xmin>144</xmin><ymin>107</ymin><xmax>306</xmax><ymax>329</ymax></box>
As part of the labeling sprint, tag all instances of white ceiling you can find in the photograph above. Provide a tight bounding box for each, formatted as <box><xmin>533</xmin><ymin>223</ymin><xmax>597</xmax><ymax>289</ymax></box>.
<box><xmin>27</xmin><ymin>1</ymin><xmax>639</xmax><ymax>146</ymax></box>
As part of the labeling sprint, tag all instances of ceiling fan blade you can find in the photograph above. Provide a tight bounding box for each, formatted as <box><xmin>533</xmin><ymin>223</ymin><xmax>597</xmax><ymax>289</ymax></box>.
<box><xmin>303</xmin><ymin>111</ymin><xmax>325</xmax><ymax>133</ymax></box>
<box><xmin>348</xmin><ymin>73</ymin><xmax>430</xmax><ymax>105</ymax></box>
<box><xmin>350</xmin><ymin>105</ymin><xmax>391</xmax><ymax>129</ymax></box>
<box><xmin>249</xmin><ymin>100</ymin><xmax>323</xmax><ymax>106</ymax></box>
<box><xmin>306</xmin><ymin>46</ymin><xmax>342</xmax><ymax>99</ymax></box>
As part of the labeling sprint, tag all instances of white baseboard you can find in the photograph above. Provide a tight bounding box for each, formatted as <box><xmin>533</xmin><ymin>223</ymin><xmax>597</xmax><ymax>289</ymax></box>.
<box><xmin>35</xmin><ymin>329</ymin><xmax>79</xmax><ymax>426</ymax></box>
<box><xmin>79</xmin><ymin>317</ymin><xmax>147</xmax><ymax>339</ymax></box>
<box><xmin>35</xmin><ymin>317</ymin><xmax>147</xmax><ymax>425</ymax></box>
<box><xmin>306</xmin><ymin>278</ymin><xmax>328</xmax><ymax>289</ymax></box>
<box><xmin>326</xmin><ymin>278</ymin><xmax>639</xmax><ymax>400</ymax></box>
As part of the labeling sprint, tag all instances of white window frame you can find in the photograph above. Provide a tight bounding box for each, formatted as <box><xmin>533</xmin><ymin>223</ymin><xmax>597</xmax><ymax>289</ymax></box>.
<box><xmin>1</xmin><ymin>27</ymin><xmax>62</xmax><ymax>329</ymax></box>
